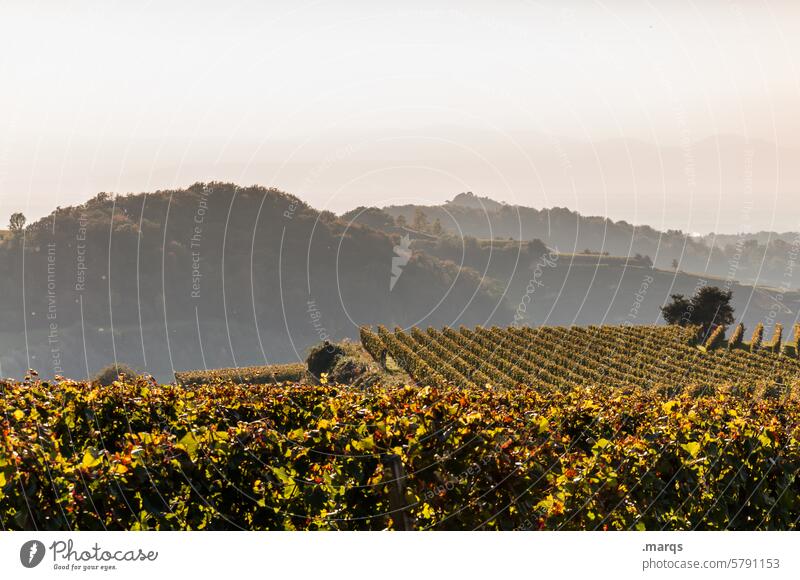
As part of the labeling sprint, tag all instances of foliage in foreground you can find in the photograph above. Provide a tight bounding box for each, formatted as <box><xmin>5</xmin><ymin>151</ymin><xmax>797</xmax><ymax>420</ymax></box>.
<box><xmin>2</xmin><ymin>377</ymin><xmax>799</xmax><ymax>530</ymax></box>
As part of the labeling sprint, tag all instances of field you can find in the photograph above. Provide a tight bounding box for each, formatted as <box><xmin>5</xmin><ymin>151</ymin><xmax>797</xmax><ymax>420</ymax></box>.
<box><xmin>2</xmin><ymin>323</ymin><xmax>800</xmax><ymax>531</ymax></box>
<box><xmin>360</xmin><ymin>323</ymin><xmax>800</xmax><ymax>390</ymax></box>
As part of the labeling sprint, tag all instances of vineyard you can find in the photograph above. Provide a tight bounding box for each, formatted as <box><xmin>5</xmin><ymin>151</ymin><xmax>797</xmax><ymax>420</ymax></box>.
<box><xmin>2</xmin><ymin>323</ymin><xmax>800</xmax><ymax>531</ymax></box>
<box><xmin>2</xmin><ymin>376</ymin><xmax>800</xmax><ymax>530</ymax></box>
<box><xmin>175</xmin><ymin>363</ymin><xmax>307</xmax><ymax>386</ymax></box>
<box><xmin>360</xmin><ymin>323</ymin><xmax>800</xmax><ymax>390</ymax></box>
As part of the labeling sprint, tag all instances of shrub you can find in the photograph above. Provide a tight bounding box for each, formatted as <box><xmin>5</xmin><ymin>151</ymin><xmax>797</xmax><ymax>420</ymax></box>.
<box><xmin>93</xmin><ymin>363</ymin><xmax>137</xmax><ymax>386</ymax></box>
<box><xmin>330</xmin><ymin>357</ymin><xmax>368</xmax><ymax>384</ymax></box>
<box><xmin>306</xmin><ymin>341</ymin><xmax>346</xmax><ymax>378</ymax></box>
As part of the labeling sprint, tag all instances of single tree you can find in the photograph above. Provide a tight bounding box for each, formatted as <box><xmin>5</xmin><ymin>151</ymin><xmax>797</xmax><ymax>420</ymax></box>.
<box><xmin>395</xmin><ymin>214</ymin><xmax>407</xmax><ymax>229</ymax></box>
<box><xmin>671</xmin><ymin>258</ymin><xmax>679</xmax><ymax>271</ymax></box>
<box><xmin>9</xmin><ymin>212</ymin><xmax>26</xmax><ymax>234</ymax></box>
<box><xmin>661</xmin><ymin>294</ymin><xmax>693</xmax><ymax>325</ymax></box>
<box><xmin>412</xmin><ymin>209</ymin><xmax>429</xmax><ymax>232</ymax></box>
<box><xmin>431</xmin><ymin>218</ymin><xmax>444</xmax><ymax>236</ymax></box>
<box><xmin>661</xmin><ymin>286</ymin><xmax>734</xmax><ymax>333</ymax></box>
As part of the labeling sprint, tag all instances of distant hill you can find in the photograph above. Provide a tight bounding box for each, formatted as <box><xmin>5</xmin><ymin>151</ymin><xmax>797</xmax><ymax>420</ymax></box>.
<box><xmin>0</xmin><ymin>184</ymin><xmax>505</xmax><ymax>381</ymax></box>
<box><xmin>447</xmin><ymin>191</ymin><xmax>505</xmax><ymax>211</ymax></box>
<box><xmin>405</xmin><ymin>233</ymin><xmax>799</xmax><ymax>331</ymax></box>
<box><xmin>699</xmin><ymin>231</ymin><xmax>799</xmax><ymax>249</ymax></box>
<box><xmin>2</xmin><ymin>183</ymin><xmax>798</xmax><ymax>381</ymax></box>
<box><xmin>378</xmin><ymin>196</ymin><xmax>800</xmax><ymax>289</ymax></box>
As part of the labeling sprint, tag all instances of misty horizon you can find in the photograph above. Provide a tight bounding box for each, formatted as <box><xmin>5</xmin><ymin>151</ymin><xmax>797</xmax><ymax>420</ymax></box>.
<box><xmin>2</xmin><ymin>1</ymin><xmax>799</xmax><ymax>234</ymax></box>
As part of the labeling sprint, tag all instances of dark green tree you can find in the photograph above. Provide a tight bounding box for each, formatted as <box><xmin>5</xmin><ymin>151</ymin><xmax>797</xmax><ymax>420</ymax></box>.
<box><xmin>661</xmin><ymin>286</ymin><xmax>734</xmax><ymax>332</ymax></box>
<box><xmin>8</xmin><ymin>212</ymin><xmax>26</xmax><ymax>234</ymax></box>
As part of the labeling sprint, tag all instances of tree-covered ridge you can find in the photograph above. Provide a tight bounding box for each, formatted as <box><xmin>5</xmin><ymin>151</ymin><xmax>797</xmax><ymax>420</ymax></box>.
<box><xmin>0</xmin><ymin>183</ymin><xmax>506</xmax><ymax>380</ymax></box>
<box><xmin>2</xmin><ymin>183</ymin><xmax>798</xmax><ymax>382</ymax></box>
<box><xmin>376</xmin><ymin>194</ymin><xmax>800</xmax><ymax>289</ymax></box>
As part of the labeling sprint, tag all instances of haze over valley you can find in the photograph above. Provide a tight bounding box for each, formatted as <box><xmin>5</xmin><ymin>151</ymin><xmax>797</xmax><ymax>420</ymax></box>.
<box><xmin>3</xmin><ymin>183</ymin><xmax>798</xmax><ymax>381</ymax></box>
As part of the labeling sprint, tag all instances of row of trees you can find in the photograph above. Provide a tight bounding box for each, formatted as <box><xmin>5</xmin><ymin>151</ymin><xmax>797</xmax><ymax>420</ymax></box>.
<box><xmin>396</xmin><ymin>209</ymin><xmax>444</xmax><ymax>236</ymax></box>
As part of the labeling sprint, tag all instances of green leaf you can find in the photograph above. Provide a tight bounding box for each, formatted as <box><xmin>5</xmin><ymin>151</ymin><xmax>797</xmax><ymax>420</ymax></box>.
<box><xmin>270</xmin><ymin>466</ymin><xmax>294</xmax><ymax>486</ymax></box>
<box><xmin>177</xmin><ymin>432</ymin><xmax>200</xmax><ymax>459</ymax></box>
<box><xmin>351</xmin><ymin>435</ymin><xmax>375</xmax><ymax>452</ymax></box>
<box><xmin>594</xmin><ymin>438</ymin><xmax>611</xmax><ymax>449</ymax></box>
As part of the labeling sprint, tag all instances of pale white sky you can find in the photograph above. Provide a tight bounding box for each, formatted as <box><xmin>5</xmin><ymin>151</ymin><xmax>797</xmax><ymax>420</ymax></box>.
<box><xmin>1</xmin><ymin>0</ymin><xmax>799</xmax><ymax>232</ymax></box>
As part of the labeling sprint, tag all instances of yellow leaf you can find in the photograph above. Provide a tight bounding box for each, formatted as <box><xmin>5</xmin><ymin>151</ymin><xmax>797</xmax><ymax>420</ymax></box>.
<box><xmin>681</xmin><ymin>441</ymin><xmax>701</xmax><ymax>458</ymax></box>
<box><xmin>81</xmin><ymin>449</ymin><xmax>103</xmax><ymax>469</ymax></box>
<box><xmin>421</xmin><ymin>503</ymin><xmax>435</xmax><ymax>519</ymax></box>
<box><xmin>662</xmin><ymin>401</ymin><xmax>679</xmax><ymax>414</ymax></box>
<box><xmin>13</xmin><ymin>410</ymin><xmax>24</xmax><ymax>421</ymax></box>
<box><xmin>536</xmin><ymin>416</ymin><xmax>549</xmax><ymax>434</ymax></box>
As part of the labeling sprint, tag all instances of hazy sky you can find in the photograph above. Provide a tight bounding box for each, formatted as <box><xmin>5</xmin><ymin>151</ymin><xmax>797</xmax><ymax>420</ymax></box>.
<box><xmin>1</xmin><ymin>0</ymin><xmax>799</xmax><ymax>232</ymax></box>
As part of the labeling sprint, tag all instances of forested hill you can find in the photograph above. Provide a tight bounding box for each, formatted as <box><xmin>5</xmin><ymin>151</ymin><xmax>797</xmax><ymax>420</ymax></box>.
<box><xmin>0</xmin><ymin>183</ymin><xmax>507</xmax><ymax>381</ymax></box>
<box><xmin>375</xmin><ymin>192</ymin><xmax>800</xmax><ymax>289</ymax></box>
<box><xmin>2</xmin><ymin>183</ymin><xmax>798</xmax><ymax>382</ymax></box>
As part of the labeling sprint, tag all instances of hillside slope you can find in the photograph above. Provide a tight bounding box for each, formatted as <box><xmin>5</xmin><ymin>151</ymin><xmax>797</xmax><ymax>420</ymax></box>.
<box><xmin>0</xmin><ymin>183</ymin><xmax>507</xmax><ymax>380</ymax></box>
<box><xmin>361</xmin><ymin>324</ymin><xmax>800</xmax><ymax>390</ymax></box>
<box><xmin>377</xmin><ymin>193</ymin><xmax>800</xmax><ymax>289</ymax></box>
<box><xmin>4</xmin><ymin>184</ymin><xmax>798</xmax><ymax>382</ymax></box>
